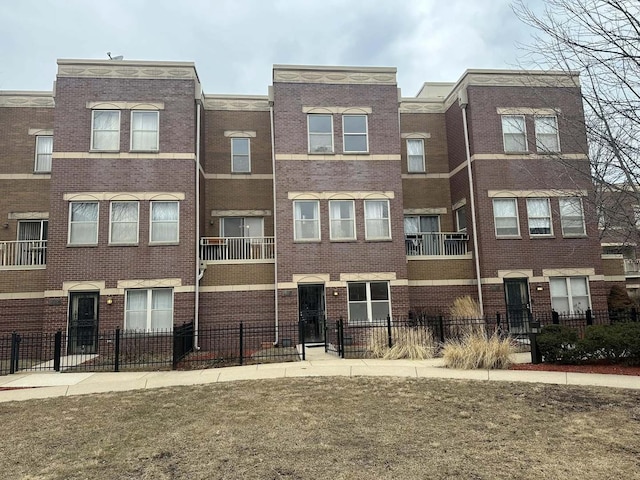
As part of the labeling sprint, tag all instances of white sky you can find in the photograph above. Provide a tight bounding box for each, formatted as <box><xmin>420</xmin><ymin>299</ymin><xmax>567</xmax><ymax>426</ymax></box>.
<box><xmin>0</xmin><ymin>0</ymin><xmax>545</xmax><ymax>97</ymax></box>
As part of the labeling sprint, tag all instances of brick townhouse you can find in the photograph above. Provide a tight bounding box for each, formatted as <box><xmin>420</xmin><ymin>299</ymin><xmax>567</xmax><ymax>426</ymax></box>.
<box><xmin>0</xmin><ymin>58</ymin><xmax>625</xmax><ymax>351</ymax></box>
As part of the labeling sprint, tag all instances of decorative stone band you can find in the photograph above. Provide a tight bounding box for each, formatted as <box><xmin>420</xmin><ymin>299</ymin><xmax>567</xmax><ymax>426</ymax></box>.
<box><xmin>273</xmin><ymin>65</ymin><xmax>397</xmax><ymax>85</ymax></box>
<box><xmin>224</xmin><ymin>130</ymin><xmax>257</xmax><ymax>137</ymax></box>
<box><xmin>0</xmin><ymin>92</ymin><xmax>54</xmax><ymax>108</ymax></box>
<box><xmin>275</xmin><ymin>154</ymin><xmax>401</xmax><ymax>161</ymax></box>
<box><xmin>52</xmin><ymin>152</ymin><xmax>196</xmax><ymax>160</ymax></box>
<box><xmin>203</xmin><ymin>174</ymin><xmax>273</xmax><ymax>180</ymax></box>
<box><xmin>0</xmin><ymin>174</ymin><xmax>51</xmax><ymax>180</ymax></box>
<box><xmin>288</xmin><ymin>191</ymin><xmax>394</xmax><ymax>200</ymax></box>
<box><xmin>211</xmin><ymin>209</ymin><xmax>272</xmax><ymax>217</ymax></box>
<box><xmin>488</xmin><ymin>189</ymin><xmax>588</xmax><ymax>198</ymax></box>
<box><xmin>28</xmin><ymin>129</ymin><xmax>53</xmax><ymax>136</ymax></box>
<box><xmin>302</xmin><ymin>106</ymin><xmax>372</xmax><ymax>114</ymax></box>
<box><xmin>63</xmin><ymin>192</ymin><xmax>185</xmax><ymax>201</ymax></box>
<box><xmin>204</xmin><ymin>95</ymin><xmax>270</xmax><ymax>111</ymax></box>
<box><xmin>496</xmin><ymin>107</ymin><xmax>560</xmax><ymax>115</ymax></box>
<box><xmin>401</xmin><ymin>132</ymin><xmax>431</xmax><ymax>139</ymax></box>
<box><xmin>86</xmin><ymin>101</ymin><xmax>164</xmax><ymax>110</ymax></box>
<box><xmin>404</xmin><ymin>208</ymin><xmax>447</xmax><ymax>215</ymax></box>
<box><xmin>8</xmin><ymin>212</ymin><xmax>49</xmax><ymax>220</ymax></box>
<box><xmin>400</xmin><ymin>101</ymin><xmax>445</xmax><ymax>114</ymax></box>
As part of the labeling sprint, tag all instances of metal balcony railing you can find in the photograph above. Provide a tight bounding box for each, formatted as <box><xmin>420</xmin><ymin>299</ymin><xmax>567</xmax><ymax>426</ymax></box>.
<box><xmin>623</xmin><ymin>258</ymin><xmax>640</xmax><ymax>274</ymax></box>
<box><xmin>405</xmin><ymin>232</ymin><xmax>469</xmax><ymax>257</ymax></box>
<box><xmin>200</xmin><ymin>237</ymin><xmax>275</xmax><ymax>261</ymax></box>
<box><xmin>0</xmin><ymin>240</ymin><xmax>47</xmax><ymax>267</ymax></box>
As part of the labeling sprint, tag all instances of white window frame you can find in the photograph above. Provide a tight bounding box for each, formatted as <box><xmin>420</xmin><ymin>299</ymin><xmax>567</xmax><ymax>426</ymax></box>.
<box><xmin>329</xmin><ymin>200</ymin><xmax>356</xmax><ymax>241</ymax></box>
<box><xmin>535</xmin><ymin>115</ymin><xmax>560</xmax><ymax>153</ymax></box>
<box><xmin>109</xmin><ymin>201</ymin><xmax>139</xmax><ymax>245</ymax></box>
<box><xmin>68</xmin><ymin>202</ymin><xmax>99</xmax><ymax>245</ymax></box>
<box><xmin>130</xmin><ymin>110</ymin><xmax>159</xmax><ymax>151</ymax></box>
<box><xmin>406</xmin><ymin>138</ymin><xmax>425</xmax><ymax>172</ymax></box>
<box><xmin>150</xmin><ymin>201</ymin><xmax>179</xmax><ymax>244</ymax></box>
<box><xmin>231</xmin><ymin>137</ymin><xmax>251</xmax><ymax>173</ymax></box>
<box><xmin>550</xmin><ymin>277</ymin><xmax>591</xmax><ymax>314</ymax></box>
<box><xmin>293</xmin><ymin>200</ymin><xmax>320</xmax><ymax>241</ymax></box>
<box><xmin>501</xmin><ymin>115</ymin><xmax>527</xmax><ymax>153</ymax></box>
<box><xmin>364</xmin><ymin>199</ymin><xmax>391</xmax><ymax>240</ymax></box>
<box><xmin>307</xmin><ymin>114</ymin><xmax>334</xmax><ymax>154</ymax></box>
<box><xmin>124</xmin><ymin>288</ymin><xmax>174</xmax><ymax>332</ymax></box>
<box><xmin>34</xmin><ymin>135</ymin><xmax>53</xmax><ymax>173</ymax></box>
<box><xmin>91</xmin><ymin>110</ymin><xmax>120</xmax><ymax>151</ymax></box>
<box><xmin>526</xmin><ymin>198</ymin><xmax>553</xmax><ymax>237</ymax></box>
<box><xmin>347</xmin><ymin>281</ymin><xmax>391</xmax><ymax>324</ymax></box>
<box><xmin>493</xmin><ymin>198</ymin><xmax>520</xmax><ymax>237</ymax></box>
<box><xmin>342</xmin><ymin>114</ymin><xmax>369</xmax><ymax>153</ymax></box>
<box><xmin>559</xmin><ymin>197</ymin><xmax>586</xmax><ymax>237</ymax></box>
<box><xmin>455</xmin><ymin>207</ymin><xmax>467</xmax><ymax>232</ymax></box>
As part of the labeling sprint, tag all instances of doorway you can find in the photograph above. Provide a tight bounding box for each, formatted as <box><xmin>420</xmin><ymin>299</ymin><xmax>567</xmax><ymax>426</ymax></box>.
<box><xmin>298</xmin><ymin>284</ymin><xmax>325</xmax><ymax>343</ymax></box>
<box><xmin>68</xmin><ymin>292</ymin><xmax>99</xmax><ymax>354</ymax></box>
<box><xmin>504</xmin><ymin>278</ymin><xmax>531</xmax><ymax>334</ymax></box>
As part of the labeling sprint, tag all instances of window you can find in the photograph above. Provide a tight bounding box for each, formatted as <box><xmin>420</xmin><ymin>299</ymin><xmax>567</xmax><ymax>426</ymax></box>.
<box><xmin>455</xmin><ymin>207</ymin><xmax>467</xmax><ymax>232</ymax></box>
<box><xmin>219</xmin><ymin>217</ymin><xmax>265</xmax><ymax>260</ymax></box>
<box><xmin>526</xmin><ymin>198</ymin><xmax>552</xmax><ymax>236</ymax></box>
<box><xmin>493</xmin><ymin>198</ymin><xmax>520</xmax><ymax>237</ymax></box>
<box><xmin>404</xmin><ymin>215</ymin><xmax>440</xmax><ymax>255</ymax></box>
<box><xmin>308</xmin><ymin>114</ymin><xmax>333</xmax><ymax>153</ymax></box>
<box><xmin>501</xmin><ymin>115</ymin><xmax>527</xmax><ymax>152</ymax></box>
<box><xmin>329</xmin><ymin>200</ymin><xmax>355</xmax><ymax>240</ymax></box>
<box><xmin>407</xmin><ymin>139</ymin><xmax>425</xmax><ymax>172</ymax></box>
<box><xmin>348</xmin><ymin>281</ymin><xmax>390</xmax><ymax>323</ymax></box>
<box><xmin>35</xmin><ymin>136</ymin><xmax>53</xmax><ymax>173</ymax></box>
<box><xmin>343</xmin><ymin>115</ymin><xmax>368</xmax><ymax>153</ymax></box>
<box><xmin>231</xmin><ymin>138</ymin><xmax>251</xmax><ymax>172</ymax></box>
<box><xmin>294</xmin><ymin>200</ymin><xmax>320</xmax><ymax>241</ymax></box>
<box><xmin>550</xmin><ymin>277</ymin><xmax>590</xmax><ymax>314</ymax></box>
<box><xmin>150</xmin><ymin>201</ymin><xmax>179</xmax><ymax>243</ymax></box>
<box><xmin>633</xmin><ymin>205</ymin><xmax>640</xmax><ymax>228</ymax></box>
<box><xmin>68</xmin><ymin>202</ymin><xmax>99</xmax><ymax>245</ymax></box>
<box><xmin>131</xmin><ymin>111</ymin><xmax>159</xmax><ymax>151</ymax></box>
<box><xmin>109</xmin><ymin>201</ymin><xmax>139</xmax><ymax>244</ymax></box>
<box><xmin>221</xmin><ymin>217</ymin><xmax>264</xmax><ymax>238</ymax></box>
<box><xmin>364</xmin><ymin>200</ymin><xmax>391</xmax><ymax>240</ymax></box>
<box><xmin>91</xmin><ymin>110</ymin><xmax>120</xmax><ymax>151</ymax></box>
<box><xmin>125</xmin><ymin>288</ymin><xmax>173</xmax><ymax>332</ymax></box>
<box><xmin>535</xmin><ymin>116</ymin><xmax>560</xmax><ymax>152</ymax></box>
<box><xmin>17</xmin><ymin>220</ymin><xmax>48</xmax><ymax>265</ymax></box>
<box><xmin>559</xmin><ymin>198</ymin><xmax>585</xmax><ymax>236</ymax></box>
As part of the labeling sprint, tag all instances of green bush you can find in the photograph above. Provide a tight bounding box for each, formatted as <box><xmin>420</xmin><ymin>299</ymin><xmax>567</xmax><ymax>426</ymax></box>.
<box><xmin>537</xmin><ymin>325</ymin><xmax>579</xmax><ymax>364</ymax></box>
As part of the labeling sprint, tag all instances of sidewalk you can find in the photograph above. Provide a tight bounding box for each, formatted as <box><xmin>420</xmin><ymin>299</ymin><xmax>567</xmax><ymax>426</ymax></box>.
<box><xmin>2</xmin><ymin>352</ymin><xmax>639</xmax><ymax>403</ymax></box>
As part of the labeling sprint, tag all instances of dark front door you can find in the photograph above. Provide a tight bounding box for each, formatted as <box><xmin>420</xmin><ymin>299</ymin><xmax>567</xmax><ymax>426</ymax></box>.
<box><xmin>504</xmin><ymin>278</ymin><xmax>531</xmax><ymax>334</ymax></box>
<box><xmin>68</xmin><ymin>292</ymin><xmax>99</xmax><ymax>354</ymax></box>
<box><xmin>298</xmin><ymin>284</ymin><xmax>325</xmax><ymax>343</ymax></box>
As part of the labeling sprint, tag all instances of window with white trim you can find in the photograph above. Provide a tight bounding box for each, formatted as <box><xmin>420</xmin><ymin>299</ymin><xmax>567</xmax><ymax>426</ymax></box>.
<box><xmin>329</xmin><ymin>200</ymin><xmax>355</xmax><ymax>240</ymax></box>
<box><xmin>308</xmin><ymin>114</ymin><xmax>333</xmax><ymax>153</ymax></box>
<box><xmin>348</xmin><ymin>281</ymin><xmax>391</xmax><ymax>323</ymax></box>
<box><xmin>91</xmin><ymin>110</ymin><xmax>120</xmax><ymax>151</ymax></box>
<box><xmin>294</xmin><ymin>200</ymin><xmax>320</xmax><ymax>241</ymax></box>
<box><xmin>501</xmin><ymin>115</ymin><xmax>527</xmax><ymax>152</ymax></box>
<box><xmin>526</xmin><ymin>198</ymin><xmax>552</xmax><ymax>236</ymax></box>
<box><xmin>455</xmin><ymin>206</ymin><xmax>467</xmax><ymax>232</ymax></box>
<box><xmin>110</xmin><ymin>201</ymin><xmax>139</xmax><ymax>244</ymax></box>
<box><xmin>364</xmin><ymin>199</ymin><xmax>391</xmax><ymax>240</ymax></box>
<box><xmin>35</xmin><ymin>136</ymin><xmax>53</xmax><ymax>173</ymax></box>
<box><xmin>343</xmin><ymin>115</ymin><xmax>368</xmax><ymax>153</ymax></box>
<box><xmin>131</xmin><ymin>111</ymin><xmax>159</xmax><ymax>151</ymax></box>
<box><xmin>535</xmin><ymin>116</ymin><xmax>560</xmax><ymax>152</ymax></box>
<box><xmin>559</xmin><ymin>197</ymin><xmax>586</xmax><ymax>236</ymax></box>
<box><xmin>150</xmin><ymin>201</ymin><xmax>179</xmax><ymax>243</ymax></box>
<box><xmin>68</xmin><ymin>202</ymin><xmax>99</xmax><ymax>245</ymax></box>
<box><xmin>493</xmin><ymin>198</ymin><xmax>519</xmax><ymax>237</ymax></box>
<box><xmin>550</xmin><ymin>277</ymin><xmax>590</xmax><ymax>314</ymax></box>
<box><xmin>407</xmin><ymin>139</ymin><xmax>425</xmax><ymax>172</ymax></box>
<box><xmin>231</xmin><ymin>137</ymin><xmax>251</xmax><ymax>172</ymax></box>
<box><xmin>17</xmin><ymin>220</ymin><xmax>48</xmax><ymax>265</ymax></box>
<box><xmin>125</xmin><ymin>288</ymin><xmax>173</xmax><ymax>331</ymax></box>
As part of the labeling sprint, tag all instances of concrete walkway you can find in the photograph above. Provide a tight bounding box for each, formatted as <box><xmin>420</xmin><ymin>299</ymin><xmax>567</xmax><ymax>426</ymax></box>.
<box><xmin>1</xmin><ymin>352</ymin><xmax>639</xmax><ymax>403</ymax></box>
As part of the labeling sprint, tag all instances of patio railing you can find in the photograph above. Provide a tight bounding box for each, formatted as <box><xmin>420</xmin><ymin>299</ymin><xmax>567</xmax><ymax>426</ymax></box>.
<box><xmin>405</xmin><ymin>233</ymin><xmax>468</xmax><ymax>256</ymax></box>
<box><xmin>0</xmin><ymin>240</ymin><xmax>47</xmax><ymax>267</ymax></box>
<box><xmin>200</xmin><ymin>237</ymin><xmax>275</xmax><ymax>261</ymax></box>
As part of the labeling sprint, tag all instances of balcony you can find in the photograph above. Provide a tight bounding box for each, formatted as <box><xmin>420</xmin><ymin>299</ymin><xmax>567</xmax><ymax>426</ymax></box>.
<box><xmin>200</xmin><ymin>237</ymin><xmax>275</xmax><ymax>262</ymax></box>
<box><xmin>0</xmin><ymin>240</ymin><xmax>47</xmax><ymax>269</ymax></box>
<box><xmin>624</xmin><ymin>258</ymin><xmax>640</xmax><ymax>274</ymax></box>
<box><xmin>405</xmin><ymin>233</ymin><xmax>469</xmax><ymax>257</ymax></box>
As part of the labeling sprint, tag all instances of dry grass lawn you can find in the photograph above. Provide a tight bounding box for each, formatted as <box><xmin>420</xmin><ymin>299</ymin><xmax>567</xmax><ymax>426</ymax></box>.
<box><xmin>2</xmin><ymin>377</ymin><xmax>640</xmax><ymax>479</ymax></box>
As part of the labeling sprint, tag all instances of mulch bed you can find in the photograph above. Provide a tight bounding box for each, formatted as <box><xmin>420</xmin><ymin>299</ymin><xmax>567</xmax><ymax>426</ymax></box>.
<box><xmin>511</xmin><ymin>362</ymin><xmax>640</xmax><ymax>376</ymax></box>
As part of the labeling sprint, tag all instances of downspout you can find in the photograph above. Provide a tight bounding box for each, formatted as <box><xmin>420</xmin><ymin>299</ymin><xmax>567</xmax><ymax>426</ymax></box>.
<box><xmin>194</xmin><ymin>102</ymin><xmax>202</xmax><ymax>349</ymax></box>
<box><xmin>459</xmin><ymin>90</ymin><xmax>484</xmax><ymax>316</ymax></box>
<box><xmin>270</xmin><ymin>99</ymin><xmax>279</xmax><ymax>345</ymax></box>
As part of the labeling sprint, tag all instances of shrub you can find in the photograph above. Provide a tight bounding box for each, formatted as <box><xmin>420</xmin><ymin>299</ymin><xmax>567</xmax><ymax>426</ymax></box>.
<box><xmin>536</xmin><ymin>325</ymin><xmax>579</xmax><ymax>363</ymax></box>
<box><xmin>441</xmin><ymin>331</ymin><xmax>515</xmax><ymax>369</ymax></box>
<box><xmin>367</xmin><ymin>326</ymin><xmax>436</xmax><ymax>360</ymax></box>
<box><xmin>581</xmin><ymin>322</ymin><xmax>640</xmax><ymax>365</ymax></box>
<box><xmin>607</xmin><ymin>285</ymin><xmax>636</xmax><ymax>312</ymax></box>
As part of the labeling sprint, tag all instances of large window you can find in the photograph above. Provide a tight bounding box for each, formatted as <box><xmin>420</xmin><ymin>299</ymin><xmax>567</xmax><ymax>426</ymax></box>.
<box><xmin>526</xmin><ymin>198</ymin><xmax>552</xmax><ymax>236</ymax></box>
<box><xmin>329</xmin><ymin>200</ymin><xmax>355</xmax><ymax>240</ymax></box>
<box><xmin>308</xmin><ymin>114</ymin><xmax>333</xmax><ymax>153</ymax></box>
<box><xmin>125</xmin><ymin>288</ymin><xmax>173</xmax><ymax>331</ymax></box>
<box><xmin>364</xmin><ymin>199</ymin><xmax>391</xmax><ymax>240</ymax></box>
<box><xmin>294</xmin><ymin>200</ymin><xmax>320</xmax><ymax>241</ymax></box>
<box><xmin>110</xmin><ymin>201</ymin><xmax>139</xmax><ymax>244</ymax></box>
<box><xmin>550</xmin><ymin>277</ymin><xmax>590</xmax><ymax>314</ymax></box>
<box><xmin>343</xmin><ymin>115</ymin><xmax>368</xmax><ymax>153</ymax></box>
<box><xmin>493</xmin><ymin>198</ymin><xmax>520</xmax><ymax>237</ymax></box>
<box><xmin>501</xmin><ymin>115</ymin><xmax>527</xmax><ymax>153</ymax></box>
<box><xmin>559</xmin><ymin>197</ymin><xmax>586</xmax><ymax>236</ymax></box>
<box><xmin>407</xmin><ymin>139</ymin><xmax>425</xmax><ymax>172</ymax></box>
<box><xmin>404</xmin><ymin>215</ymin><xmax>440</xmax><ymax>254</ymax></box>
<box><xmin>348</xmin><ymin>281</ymin><xmax>391</xmax><ymax>323</ymax></box>
<box><xmin>150</xmin><ymin>201</ymin><xmax>179</xmax><ymax>243</ymax></box>
<box><xmin>35</xmin><ymin>136</ymin><xmax>53</xmax><ymax>173</ymax></box>
<box><xmin>231</xmin><ymin>138</ymin><xmax>251</xmax><ymax>172</ymax></box>
<box><xmin>68</xmin><ymin>202</ymin><xmax>99</xmax><ymax>245</ymax></box>
<box><xmin>91</xmin><ymin>110</ymin><xmax>120</xmax><ymax>151</ymax></box>
<box><xmin>131</xmin><ymin>111</ymin><xmax>159</xmax><ymax>151</ymax></box>
<box><xmin>535</xmin><ymin>116</ymin><xmax>560</xmax><ymax>153</ymax></box>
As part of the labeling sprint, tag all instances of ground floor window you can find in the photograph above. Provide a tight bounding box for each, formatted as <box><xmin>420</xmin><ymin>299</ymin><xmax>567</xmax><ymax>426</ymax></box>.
<box><xmin>125</xmin><ymin>288</ymin><xmax>173</xmax><ymax>331</ymax></box>
<box><xmin>347</xmin><ymin>281</ymin><xmax>390</xmax><ymax>323</ymax></box>
<box><xmin>549</xmin><ymin>277</ymin><xmax>590</xmax><ymax>314</ymax></box>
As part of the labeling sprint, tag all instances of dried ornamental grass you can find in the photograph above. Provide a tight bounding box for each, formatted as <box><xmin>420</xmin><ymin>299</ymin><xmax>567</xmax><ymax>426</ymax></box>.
<box><xmin>442</xmin><ymin>331</ymin><xmax>516</xmax><ymax>370</ymax></box>
<box><xmin>449</xmin><ymin>296</ymin><xmax>482</xmax><ymax>319</ymax></box>
<box><xmin>367</xmin><ymin>326</ymin><xmax>436</xmax><ymax>360</ymax></box>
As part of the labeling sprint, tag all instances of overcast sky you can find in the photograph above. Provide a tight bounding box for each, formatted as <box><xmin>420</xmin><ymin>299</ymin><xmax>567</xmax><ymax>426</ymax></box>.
<box><xmin>0</xmin><ymin>0</ymin><xmax>545</xmax><ymax>97</ymax></box>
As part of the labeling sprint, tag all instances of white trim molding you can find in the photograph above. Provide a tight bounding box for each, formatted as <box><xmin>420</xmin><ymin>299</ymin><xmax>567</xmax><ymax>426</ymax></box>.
<box><xmin>86</xmin><ymin>101</ymin><xmax>164</xmax><ymax>110</ymax></box>
<box><xmin>28</xmin><ymin>128</ymin><xmax>54</xmax><ymax>136</ymax></box>
<box><xmin>542</xmin><ymin>268</ymin><xmax>596</xmax><ymax>277</ymax></box>
<box><xmin>303</xmin><ymin>106</ymin><xmax>372</xmax><ymax>114</ymax></box>
<box><xmin>488</xmin><ymin>189</ymin><xmax>588</xmax><ymax>198</ymax></box>
<box><xmin>63</xmin><ymin>192</ymin><xmax>185</xmax><ymax>201</ymax></box>
<box><xmin>340</xmin><ymin>272</ymin><xmax>397</xmax><ymax>281</ymax></box>
<box><xmin>288</xmin><ymin>191</ymin><xmax>395</xmax><ymax>200</ymax></box>
<box><xmin>497</xmin><ymin>107</ymin><xmax>560</xmax><ymax>115</ymax></box>
<box><xmin>498</xmin><ymin>269</ymin><xmax>534</xmax><ymax>278</ymax></box>
<box><xmin>8</xmin><ymin>211</ymin><xmax>49</xmax><ymax>220</ymax></box>
<box><xmin>0</xmin><ymin>174</ymin><xmax>51</xmax><ymax>180</ymax></box>
<box><xmin>117</xmin><ymin>278</ymin><xmax>182</xmax><ymax>289</ymax></box>
<box><xmin>224</xmin><ymin>130</ymin><xmax>257</xmax><ymax>138</ymax></box>
<box><xmin>401</xmin><ymin>132</ymin><xmax>431</xmax><ymax>139</ymax></box>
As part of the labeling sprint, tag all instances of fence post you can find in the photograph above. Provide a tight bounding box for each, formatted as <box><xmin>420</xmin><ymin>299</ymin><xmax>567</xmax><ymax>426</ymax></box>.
<box><xmin>529</xmin><ymin>321</ymin><xmax>542</xmax><ymax>364</ymax></box>
<box><xmin>239</xmin><ymin>322</ymin><xmax>244</xmax><ymax>366</ymax></box>
<box><xmin>53</xmin><ymin>331</ymin><xmax>62</xmax><ymax>372</ymax></box>
<box><xmin>324</xmin><ymin>318</ymin><xmax>328</xmax><ymax>353</ymax></box>
<box><xmin>552</xmin><ymin>310</ymin><xmax>560</xmax><ymax>325</ymax></box>
<box><xmin>496</xmin><ymin>312</ymin><xmax>501</xmax><ymax>335</ymax></box>
<box><xmin>336</xmin><ymin>320</ymin><xmax>342</xmax><ymax>358</ymax></box>
<box><xmin>438</xmin><ymin>316</ymin><xmax>445</xmax><ymax>344</ymax></box>
<box><xmin>585</xmin><ymin>308</ymin><xmax>593</xmax><ymax>326</ymax></box>
<box><xmin>632</xmin><ymin>308</ymin><xmax>638</xmax><ymax>323</ymax></box>
<box><xmin>10</xmin><ymin>332</ymin><xmax>19</xmax><ymax>374</ymax></box>
<box><xmin>299</xmin><ymin>320</ymin><xmax>306</xmax><ymax>361</ymax></box>
<box><xmin>114</xmin><ymin>328</ymin><xmax>120</xmax><ymax>372</ymax></box>
<box><xmin>339</xmin><ymin>317</ymin><xmax>345</xmax><ymax>359</ymax></box>
<box><xmin>386</xmin><ymin>314</ymin><xmax>393</xmax><ymax>349</ymax></box>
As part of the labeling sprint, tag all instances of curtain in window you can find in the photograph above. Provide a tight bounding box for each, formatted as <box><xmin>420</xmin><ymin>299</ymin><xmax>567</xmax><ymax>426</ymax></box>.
<box><xmin>535</xmin><ymin>116</ymin><xmax>559</xmax><ymax>152</ymax></box>
<box><xmin>35</xmin><ymin>136</ymin><xmax>53</xmax><ymax>172</ymax></box>
<box><xmin>493</xmin><ymin>199</ymin><xmax>518</xmax><ymax>235</ymax></box>
<box><xmin>570</xmin><ymin>277</ymin><xmax>589</xmax><ymax>312</ymax></box>
<box><xmin>151</xmin><ymin>289</ymin><xmax>173</xmax><ymax>330</ymax></box>
<box><xmin>365</xmin><ymin>200</ymin><xmax>389</xmax><ymax>238</ymax></box>
<box><xmin>502</xmin><ymin>116</ymin><xmax>526</xmax><ymax>152</ymax></box>
<box><xmin>125</xmin><ymin>290</ymin><xmax>147</xmax><ymax>331</ymax></box>
<box><xmin>407</xmin><ymin>139</ymin><xmax>425</xmax><ymax>172</ymax></box>
<box><xmin>70</xmin><ymin>203</ymin><xmax>98</xmax><ymax>244</ymax></box>
<box><xmin>93</xmin><ymin>111</ymin><xmax>119</xmax><ymax>150</ymax></box>
<box><xmin>294</xmin><ymin>201</ymin><xmax>319</xmax><ymax>239</ymax></box>
<box><xmin>111</xmin><ymin>202</ymin><xmax>138</xmax><ymax>243</ymax></box>
<box><xmin>527</xmin><ymin>199</ymin><xmax>551</xmax><ymax>234</ymax></box>
<box><xmin>131</xmin><ymin>112</ymin><xmax>158</xmax><ymax>150</ymax></box>
<box><xmin>151</xmin><ymin>202</ymin><xmax>178</xmax><ymax>242</ymax></box>
<box><xmin>18</xmin><ymin>221</ymin><xmax>43</xmax><ymax>241</ymax></box>
<box><xmin>560</xmin><ymin>198</ymin><xmax>585</xmax><ymax>235</ymax></box>
<box><xmin>330</xmin><ymin>201</ymin><xmax>354</xmax><ymax>239</ymax></box>
<box><xmin>550</xmin><ymin>278</ymin><xmax>570</xmax><ymax>313</ymax></box>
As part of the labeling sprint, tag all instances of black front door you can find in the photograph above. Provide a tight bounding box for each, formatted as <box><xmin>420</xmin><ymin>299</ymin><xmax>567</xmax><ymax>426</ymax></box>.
<box><xmin>68</xmin><ymin>292</ymin><xmax>99</xmax><ymax>354</ymax></box>
<box><xmin>298</xmin><ymin>284</ymin><xmax>325</xmax><ymax>343</ymax></box>
<box><xmin>504</xmin><ymin>278</ymin><xmax>531</xmax><ymax>334</ymax></box>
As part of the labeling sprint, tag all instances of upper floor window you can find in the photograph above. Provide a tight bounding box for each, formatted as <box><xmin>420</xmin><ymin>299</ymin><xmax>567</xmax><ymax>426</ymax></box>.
<box><xmin>91</xmin><ymin>110</ymin><xmax>120</xmax><ymax>151</ymax></box>
<box><xmin>150</xmin><ymin>201</ymin><xmax>179</xmax><ymax>243</ymax></box>
<box><xmin>407</xmin><ymin>139</ymin><xmax>425</xmax><ymax>172</ymax></box>
<box><xmin>343</xmin><ymin>115</ymin><xmax>368</xmax><ymax>153</ymax></box>
<box><xmin>535</xmin><ymin>116</ymin><xmax>560</xmax><ymax>153</ymax></box>
<box><xmin>455</xmin><ymin>206</ymin><xmax>467</xmax><ymax>232</ymax></box>
<box><xmin>34</xmin><ymin>136</ymin><xmax>53</xmax><ymax>173</ymax></box>
<box><xmin>110</xmin><ymin>201</ymin><xmax>139</xmax><ymax>244</ymax></box>
<box><xmin>308</xmin><ymin>114</ymin><xmax>333</xmax><ymax>153</ymax></box>
<box><xmin>231</xmin><ymin>138</ymin><xmax>251</xmax><ymax>172</ymax></box>
<box><xmin>131</xmin><ymin>111</ymin><xmax>159</xmax><ymax>151</ymax></box>
<box><xmin>364</xmin><ymin>199</ymin><xmax>390</xmax><ymax>240</ymax></box>
<box><xmin>501</xmin><ymin>115</ymin><xmax>527</xmax><ymax>153</ymax></box>
<box><xmin>69</xmin><ymin>202</ymin><xmax>99</xmax><ymax>245</ymax></box>
<box><xmin>526</xmin><ymin>198</ymin><xmax>552</xmax><ymax>236</ymax></box>
<box><xmin>559</xmin><ymin>197</ymin><xmax>585</xmax><ymax>236</ymax></box>
<box><xmin>329</xmin><ymin>200</ymin><xmax>356</xmax><ymax>240</ymax></box>
<box><xmin>493</xmin><ymin>198</ymin><xmax>520</xmax><ymax>237</ymax></box>
<box><xmin>294</xmin><ymin>200</ymin><xmax>320</xmax><ymax>241</ymax></box>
